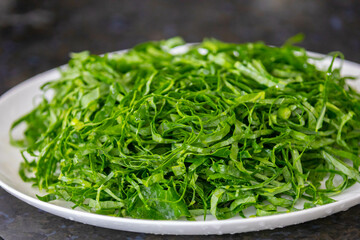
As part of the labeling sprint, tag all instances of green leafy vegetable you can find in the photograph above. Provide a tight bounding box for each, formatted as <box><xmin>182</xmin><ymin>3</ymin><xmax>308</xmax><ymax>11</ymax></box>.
<box><xmin>10</xmin><ymin>37</ymin><xmax>360</xmax><ymax>220</ymax></box>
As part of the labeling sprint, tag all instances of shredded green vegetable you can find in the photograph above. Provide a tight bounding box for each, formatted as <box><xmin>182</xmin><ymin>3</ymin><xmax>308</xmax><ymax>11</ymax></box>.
<box><xmin>11</xmin><ymin>37</ymin><xmax>360</xmax><ymax>220</ymax></box>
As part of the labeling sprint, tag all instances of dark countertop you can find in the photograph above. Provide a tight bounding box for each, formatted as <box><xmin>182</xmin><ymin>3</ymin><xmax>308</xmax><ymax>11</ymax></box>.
<box><xmin>1</xmin><ymin>0</ymin><xmax>360</xmax><ymax>239</ymax></box>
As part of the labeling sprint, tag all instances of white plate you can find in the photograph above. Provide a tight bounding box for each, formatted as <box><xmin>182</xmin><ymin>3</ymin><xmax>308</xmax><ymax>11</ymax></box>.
<box><xmin>1</xmin><ymin>49</ymin><xmax>360</xmax><ymax>235</ymax></box>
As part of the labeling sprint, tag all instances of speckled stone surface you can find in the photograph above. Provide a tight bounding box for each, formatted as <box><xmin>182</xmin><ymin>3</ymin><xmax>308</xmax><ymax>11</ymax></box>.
<box><xmin>1</xmin><ymin>0</ymin><xmax>360</xmax><ymax>239</ymax></box>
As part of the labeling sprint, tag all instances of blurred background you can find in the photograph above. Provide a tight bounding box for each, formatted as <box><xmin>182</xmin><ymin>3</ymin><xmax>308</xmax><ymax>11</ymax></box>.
<box><xmin>0</xmin><ymin>0</ymin><xmax>359</xmax><ymax>96</ymax></box>
<box><xmin>1</xmin><ymin>0</ymin><xmax>360</xmax><ymax>239</ymax></box>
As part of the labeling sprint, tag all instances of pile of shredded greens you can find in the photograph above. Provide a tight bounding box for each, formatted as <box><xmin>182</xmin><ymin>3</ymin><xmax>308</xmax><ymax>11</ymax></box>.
<box><xmin>11</xmin><ymin>37</ymin><xmax>360</xmax><ymax>220</ymax></box>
